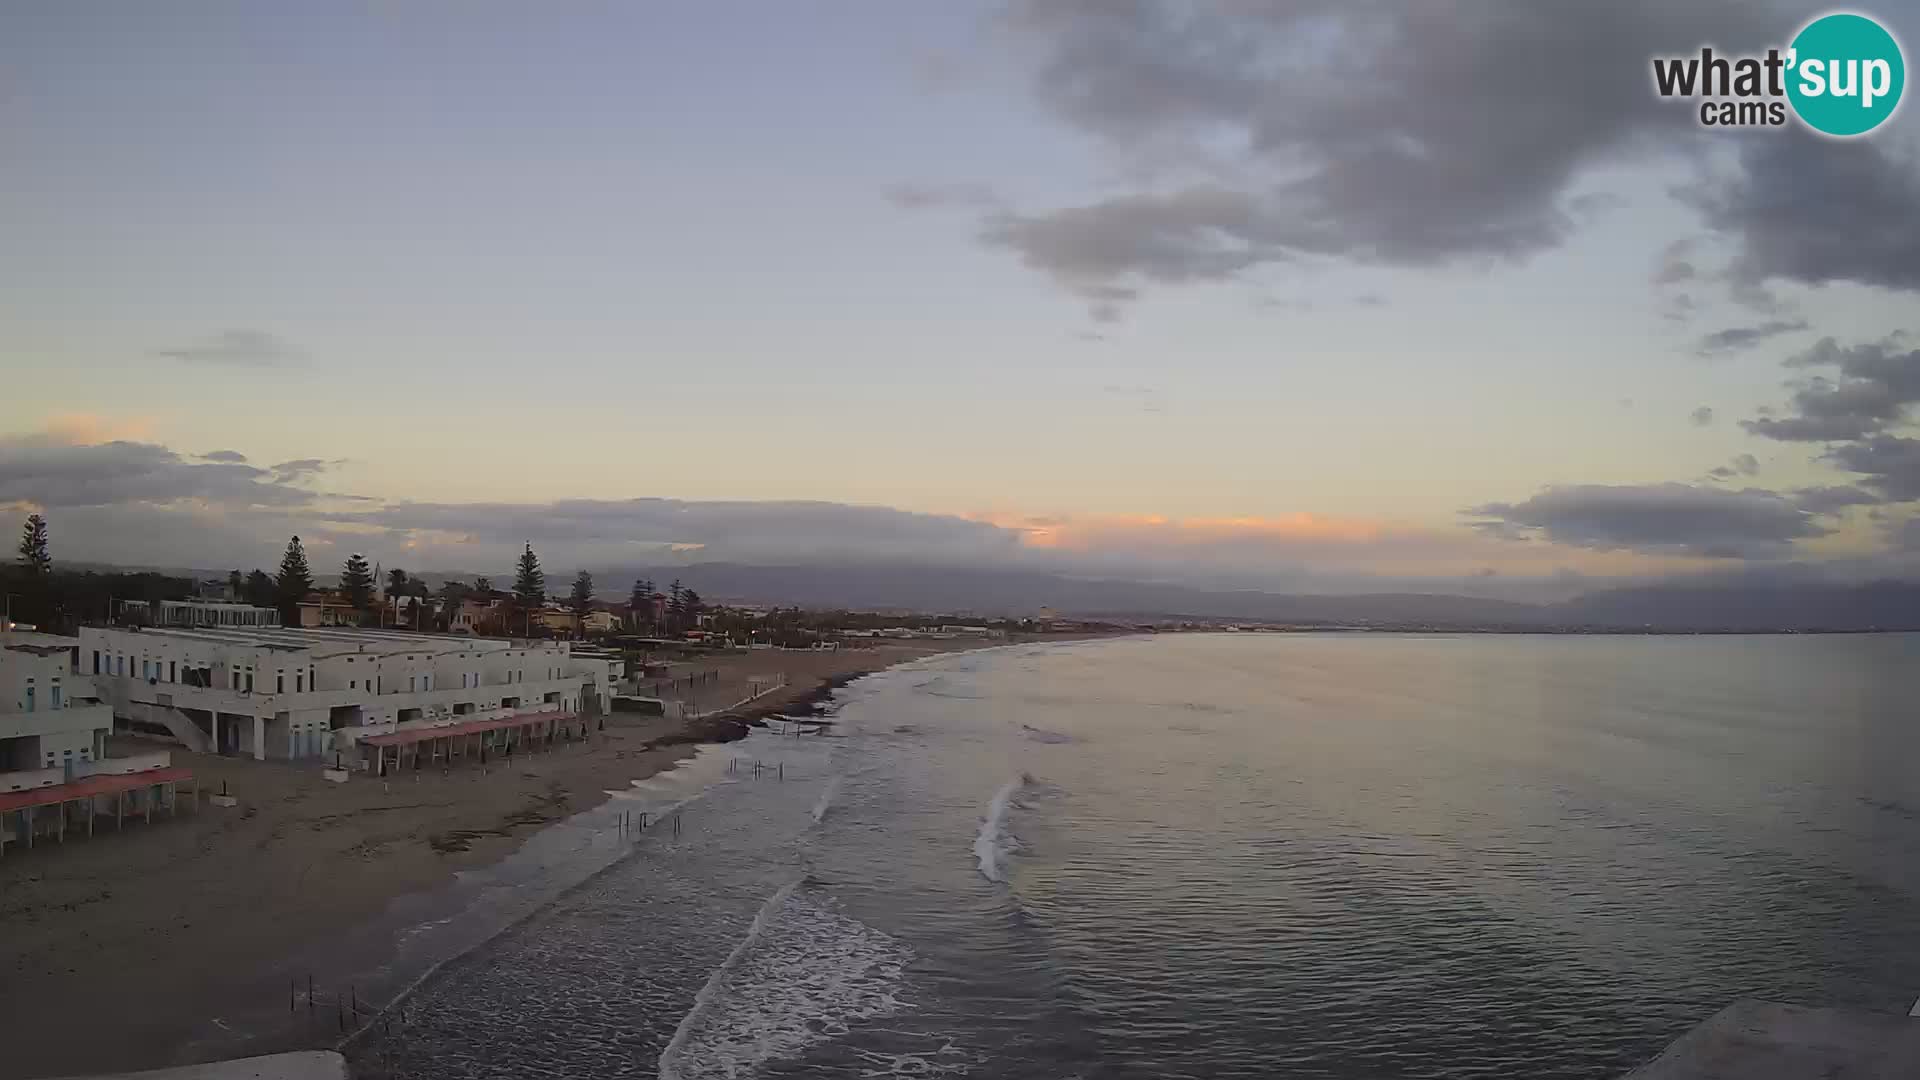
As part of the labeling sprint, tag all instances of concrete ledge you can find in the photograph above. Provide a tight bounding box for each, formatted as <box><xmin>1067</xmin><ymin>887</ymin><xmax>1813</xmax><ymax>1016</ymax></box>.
<box><xmin>54</xmin><ymin>1050</ymin><xmax>348</xmax><ymax>1080</ymax></box>
<box><xmin>1624</xmin><ymin>1000</ymin><xmax>1920</xmax><ymax>1078</ymax></box>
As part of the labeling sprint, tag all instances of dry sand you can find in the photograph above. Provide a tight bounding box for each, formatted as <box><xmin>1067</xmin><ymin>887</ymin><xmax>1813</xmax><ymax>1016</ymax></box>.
<box><xmin>0</xmin><ymin>640</ymin><xmax>1011</xmax><ymax>1080</ymax></box>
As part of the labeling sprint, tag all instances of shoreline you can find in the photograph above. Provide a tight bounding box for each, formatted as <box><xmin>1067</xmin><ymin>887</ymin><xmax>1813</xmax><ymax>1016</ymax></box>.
<box><xmin>0</xmin><ymin>637</ymin><xmax>1094</xmax><ymax>1080</ymax></box>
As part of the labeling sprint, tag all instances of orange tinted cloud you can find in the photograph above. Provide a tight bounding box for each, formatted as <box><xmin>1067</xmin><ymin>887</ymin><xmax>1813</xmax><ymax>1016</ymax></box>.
<box><xmin>966</xmin><ymin>510</ymin><xmax>1390</xmax><ymax>551</ymax></box>
<box><xmin>39</xmin><ymin>413</ymin><xmax>157</xmax><ymax>446</ymax></box>
<box><xmin>961</xmin><ymin>508</ymin><xmax>1714</xmax><ymax>579</ymax></box>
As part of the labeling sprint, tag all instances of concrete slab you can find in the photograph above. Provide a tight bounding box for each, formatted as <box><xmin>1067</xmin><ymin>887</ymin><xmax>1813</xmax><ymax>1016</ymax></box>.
<box><xmin>1624</xmin><ymin>1000</ymin><xmax>1920</xmax><ymax>1079</ymax></box>
<box><xmin>52</xmin><ymin>1051</ymin><xmax>348</xmax><ymax>1080</ymax></box>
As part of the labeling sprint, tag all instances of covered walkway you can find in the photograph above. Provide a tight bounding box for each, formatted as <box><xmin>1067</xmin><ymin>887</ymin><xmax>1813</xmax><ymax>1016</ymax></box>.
<box><xmin>0</xmin><ymin>766</ymin><xmax>195</xmax><ymax>855</ymax></box>
<box><xmin>359</xmin><ymin>710</ymin><xmax>584</xmax><ymax>776</ymax></box>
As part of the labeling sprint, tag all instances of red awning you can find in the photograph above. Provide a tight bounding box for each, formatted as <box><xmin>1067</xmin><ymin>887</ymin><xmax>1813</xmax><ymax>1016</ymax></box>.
<box><xmin>358</xmin><ymin>711</ymin><xmax>578</xmax><ymax>748</ymax></box>
<box><xmin>0</xmin><ymin>766</ymin><xmax>194</xmax><ymax>814</ymax></box>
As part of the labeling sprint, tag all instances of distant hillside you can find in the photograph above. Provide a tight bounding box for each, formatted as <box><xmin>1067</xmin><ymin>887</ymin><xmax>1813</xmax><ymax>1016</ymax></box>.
<box><xmin>1553</xmin><ymin>582</ymin><xmax>1920</xmax><ymax>631</ymax></box>
<box><xmin>597</xmin><ymin>562</ymin><xmax>1549</xmax><ymax>626</ymax></box>
<box><xmin>596</xmin><ymin>562</ymin><xmax>1920</xmax><ymax>632</ymax></box>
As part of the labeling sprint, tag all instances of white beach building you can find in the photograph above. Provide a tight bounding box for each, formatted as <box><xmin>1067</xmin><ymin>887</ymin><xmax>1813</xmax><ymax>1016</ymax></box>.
<box><xmin>76</xmin><ymin>625</ymin><xmax>623</xmax><ymax>763</ymax></box>
<box><xmin>3</xmin><ymin>631</ymin><xmax>186</xmax><ymax>854</ymax></box>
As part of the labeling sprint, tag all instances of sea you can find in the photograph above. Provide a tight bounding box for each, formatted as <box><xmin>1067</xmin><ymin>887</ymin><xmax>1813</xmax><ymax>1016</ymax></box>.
<box><xmin>321</xmin><ymin>632</ymin><xmax>1920</xmax><ymax>1079</ymax></box>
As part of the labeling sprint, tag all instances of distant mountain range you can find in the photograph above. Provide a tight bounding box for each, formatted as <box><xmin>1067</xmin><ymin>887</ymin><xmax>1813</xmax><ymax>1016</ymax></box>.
<box><xmin>590</xmin><ymin>562</ymin><xmax>1920</xmax><ymax>632</ymax></box>
<box><xmin>75</xmin><ymin>558</ymin><xmax>1918</xmax><ymax>632</ymax></box>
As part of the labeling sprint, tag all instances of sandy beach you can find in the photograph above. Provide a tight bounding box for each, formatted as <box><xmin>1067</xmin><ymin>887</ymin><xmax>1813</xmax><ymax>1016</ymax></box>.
<box><xmin>0</xmin><ymin>640</ymin><xmax>1019</xmax><ymax>1080</ymax></box>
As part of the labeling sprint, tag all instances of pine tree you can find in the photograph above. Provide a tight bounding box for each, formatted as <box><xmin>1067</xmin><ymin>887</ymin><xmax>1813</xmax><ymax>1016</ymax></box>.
<box><xmin>14</xmin><ymin>513</ymin><xmax>52</xmax><ymax>627</ymax></box>
<box><xmin>275</xmin><ymin>535</ymin><xmax>314</xmax><ymax>620</ymax></box>
<box><xmin>227</xmin><ymin>569</ymin><xmax>243</xmax><ymax>598</ymax></box>
<box><xmin>570</xmin><ymin>571</ymin><xmax>594</xmax><ymax>627</ymax></box>
<box><xmin>474</xmin><ymin>576</ymin><xmax>493</xmax><ymax>597</ymax></box>
<box><xmin>628</xmin><ymin>578</ymin><xmax>650</xmax><ymax>629</ymax></box>
<box><xmin>342</xmin><ymin>552</ymin><xmax>375</xmax><ymax>611</ymax></box>
<box><xmin>244</xmin><ymin>569</ymin><xmax>275</xmax><ymax>607</ymax></box>
<box><xmin>681</xmin><ymin>588</ymin><xmax>704</xmax><ymax>624</ymax></box>
<box><xmin>513</xmin><ymin>543</ymin><xmax>545</xmax><ymax>606</ymax></box>
<box><xmin>17</xmin><ymin>514</ymin><xmax>50</xmax><ymax>577</ymax></box>
<box><xmin>387</xmin><ymin>567</ymin><xmax>409</xmax><ymax>596</ymax></box>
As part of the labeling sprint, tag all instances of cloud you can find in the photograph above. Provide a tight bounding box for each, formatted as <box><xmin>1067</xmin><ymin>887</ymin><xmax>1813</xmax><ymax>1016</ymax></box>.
<box><xmin>356</xmin><ymin>498</ymin><xmax>1025</xmax><ymax>566</ymax></box>
<box><xmin>35</xmin><ymin>413</ymin><xmax>156</xmax><ymax>447</ymax></box>
<box><xmin>271</xmin><ymin>458</ymin><xmax>335</xmax><ymax>482</ymax></box>
<box><xmin>1100</xmin><ymin>383</ymin><xmax>1168</xmax><ymax>413</ymax></box>
<box><xmin>1689</xmin><ymin>406</ymin><xmax>1714</xmax><ymax>427</ymax></box>
<box><xmin>884</xmin><ymin>182</ymin><xmax>1002</xmax><ymax>209</ymax></box>
<box><xmin>1706</xmin><ymin>453</ymin><xmax>1761</xmax><ymax>481</ymax></box>
<box><xmin>1693</xmin><ymin>318</ymin><xmax>1808</xmax><ymax>358</ymax></box>
<box><xmin>1688</xmin><ymin>134</ymin><xmax>1920</xmax><ymax>295</ymax></box>
<box><xmin>155</xmin><ymin>330</ymin><xmax>307</xmax><ymax>368</ymax></box>
<box><xmin>1892</xmin><ymin>515</ymin><xmax>1920</xmax><ymax>552</ymax></box>
<box><xmin>201</xmin><ymin>449</ymin><xmax>249</xmax><ymax>464</ymax></box>
<box><xmin>1741</xmin><ymin>336</ymin><xmax>1920</xmax><ymax>443</ymax></box>
<box><xmin>1826</xmin><ymin>436</ymin><xmax>1920</xmax><ymax>502</ymax></box>
<box><xmin>0</xmin><ymin>436</ymin><xmax>322</xmax><ymax>510</ymax></box>
<box><xmin>967</xmin><ymin>0</ymin><xmax>1795</xmax><ymax>315</ymax></box>
<box><xmin>1466</xmin><ymin>483</ymin><xmax>1829</xmax><ymax>558</ymax></box>
<box><xmin>1792</xmin><ymin>485</ymin><xmax>1882</xmax><ymax>515</ymax></box>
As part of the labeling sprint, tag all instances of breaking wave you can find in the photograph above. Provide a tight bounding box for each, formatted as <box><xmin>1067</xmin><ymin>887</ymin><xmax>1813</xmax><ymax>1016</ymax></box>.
<box><xmin>973</xmin><ymin>775</ymin><xmax>1034</xmax><ymax>884</ymax></box>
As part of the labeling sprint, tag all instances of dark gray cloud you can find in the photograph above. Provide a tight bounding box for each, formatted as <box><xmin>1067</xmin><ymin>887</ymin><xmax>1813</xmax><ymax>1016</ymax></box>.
<box><xmin>1892</xmin><ymin>516</ymin><xmax>1920</xmax><ymax>551</ymax></box>
<box><xmin>1694</xmin><ymin>318</ymin><xmax>1808</xmax><ymax>358</ymax></box>
<box><xmin>1467</xmin><ymin>482</ymin><xmax>1828</xmax><ymax>558</ymax></box>
<box><xmin>974</xmin><ymin>0</ymin><xmax>1811</xmax><ymax>313</ymax></box>
<box><xmin>1792</xmin><ymin>485</ymin><xmax>1883</xmax><ymax>515</ymax></box>
<box><xmin>1741</xmin><ymin>336</ymin><xmax>1920</xmax><ymax>442</ymax></box>
<box><xmin>201</xmin><ymin>449</ymin><xmax>249</xmax><ymax>463</ymax></box>
<box><xmin>271</xmin><ymin>458</ymin><xmax>335</xmax><ymax>483</ymax></box>
<box><xmin>1689</xmin><ymin>134</ymin><xmax>1920</xmax><ymax>295</ymax></box>
<box><xmin>1826</xmin><ymin>436</ymin><xmax>1920</xmax><ymax>502</ymax></box>
<box><xmin>1705</xmin><ymin>453</ymin><xmax>1761</xmax><ymax>481</ymax></box>
<box><xmin>1689</xmin><ymin>406</ymin><xmax>1714</xmax><ymax>427</ymax></box>
<box><xmin>0</xmin><ymin>437</ymin><xmax>320</xmax><ymax>509</ymax></box>
<box><xmin>355</xmin><ymin>498</ymin><xmax>1024</xmax><ymax>566</ymax></box>
<box><xmin>155</xmin><ymin>329</ymin><xmax>307</xmax><ymax>368</ymax></box>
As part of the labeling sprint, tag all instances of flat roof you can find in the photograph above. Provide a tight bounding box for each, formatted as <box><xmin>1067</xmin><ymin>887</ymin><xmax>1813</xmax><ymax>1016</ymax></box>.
<box><xmin>85</xmin><ymin>626</ymin><xmax>573</xmax><ymax>659</ymax></box>
<box><xmin>359</xmin><ymin>710</ymin><xmax>579</xmax><ymax>747</ymax></box>
<box><xmin>0</xmin><ymin>766</ymin><xmax>193</xmax><ymax>814</ymax></box>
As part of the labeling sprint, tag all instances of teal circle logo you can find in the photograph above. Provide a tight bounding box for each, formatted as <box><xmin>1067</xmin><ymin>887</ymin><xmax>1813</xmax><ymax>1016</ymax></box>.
<box><xmin>1787</xmin><ymin>12</ymin><xmax>1906</xmax><ymax>137</ymax></box>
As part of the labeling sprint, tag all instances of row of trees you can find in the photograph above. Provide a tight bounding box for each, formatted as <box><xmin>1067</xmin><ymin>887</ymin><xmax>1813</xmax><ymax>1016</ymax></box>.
<box><xmin>10</xmin><ymin>513</ymin><xmax>697</xmax><ymax>639</ymax></box>
<box><xmin>7</xmin><ymin>514</ymin><xmax>199</xmax><ymax>631</ymax></box>
<box><xmin>626</xmin><ymin>577</ymin><xmax>704</xmax><ymax>635</ymax></box>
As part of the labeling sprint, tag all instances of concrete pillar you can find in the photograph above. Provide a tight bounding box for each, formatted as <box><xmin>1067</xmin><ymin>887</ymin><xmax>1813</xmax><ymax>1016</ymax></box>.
<box><xmin>253</xmin><ymin>715</ymin><xmax>265</xmax><ymax>760</ymax></box>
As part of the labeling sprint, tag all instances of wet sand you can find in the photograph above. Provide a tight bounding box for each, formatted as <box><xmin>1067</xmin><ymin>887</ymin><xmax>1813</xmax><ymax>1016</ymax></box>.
<box><xmin>0</xmin><ymin>640</ymin><xmax>1021</xmax><ymax>1080</ymax></box>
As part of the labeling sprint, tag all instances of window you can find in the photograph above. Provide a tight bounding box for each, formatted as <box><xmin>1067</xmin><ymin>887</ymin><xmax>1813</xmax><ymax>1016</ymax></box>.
<box><xmin>51</xmin><ymin>686</ymin><xmax>62</xmax><ymax>709</ymax></box>
<box><xmin>350</xmin><ymin>680</ymin><xmax>357</xmax><ymax>690</ymax></box>
<box><xmin>25</xmin><ymin>686</ymin><xmax>34</xmax><ymax>712</ymax></box>
<box><xmin>114</xmin><ymin>656</ymin><xmax>122</xmax><ymax>676</ymax></box>
<box><xmin>296</xmin><ymin>672</ymin><xmax>304</xmax><ymax>692</ymax></box>
<box><xmin>169</xmin><ymin>661</ymin><xmax>176</xmax><ymax>682</ymax></box>
<box><xmin>92</xmin><ymin>651</ymin><xmax>100</xmax><ymax>674</ymax></box>
<box><xmin>277</xmin><ymin>674</ymin><xmax>285</xmax><ymax>693</ymax></box>
<box><xmin>245</xmin><ymin>672</ymin><xmax>254</xmax><ymax>692</ymax></box>
<box><xmin>409</xmin><ymin>676</ymin><xmax>416</xmax><ymax>692</ymax></box>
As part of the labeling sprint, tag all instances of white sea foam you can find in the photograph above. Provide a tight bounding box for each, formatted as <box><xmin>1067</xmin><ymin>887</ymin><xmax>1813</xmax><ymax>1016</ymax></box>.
<box><xmin>658</xmin><ymin>879</ymin><xmax>802</xmax><ymax>1080</ymax></box>
<box><xmin>812</xmin><ymin>773</ymin><xmax>843</xmax><ymax>824</ymax></box>
<box><xmin>660</xmin><ymin>888</ymin><xmax>914</xmax><ymax>1079</ymax></box>
<box><xmin>973</xmin><ymin>775</ymin><xmax>1032</xmax><ymax>883</ymax></box>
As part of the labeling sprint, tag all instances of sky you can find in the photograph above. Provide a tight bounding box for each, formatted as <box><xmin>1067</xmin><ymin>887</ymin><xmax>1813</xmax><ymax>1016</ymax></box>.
<box><xmin>3</xmin><ymin>1</ymin><xmax>1920</xmax><ymax>599</ymax></box>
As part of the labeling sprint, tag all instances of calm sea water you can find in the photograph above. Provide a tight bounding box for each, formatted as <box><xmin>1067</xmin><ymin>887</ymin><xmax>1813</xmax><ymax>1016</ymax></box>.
<box><xmin>344</xmin><ymin>633</ymin><xmax>1920</xmax><ymax>1079</ymax></box>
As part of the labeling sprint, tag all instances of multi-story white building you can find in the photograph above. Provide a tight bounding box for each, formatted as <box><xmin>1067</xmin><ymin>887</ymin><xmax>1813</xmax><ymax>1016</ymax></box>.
<box><xmin>2</xmin><ymin>633</ymin><xmax>113</xmax><ymax>779</ymax></box>
<box><xmin>77</xmin><ymin>625</ymin><xmax>623</xmax><ymax>763</ymax></box>
<box><xmin>3</xmin><ymin>631</ymin><xmax>188</xmax><ymax>853</ymax></box>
